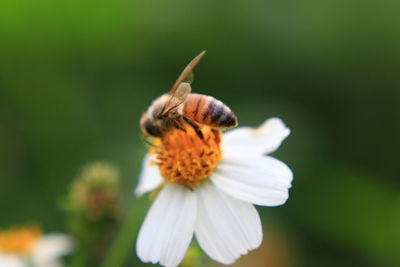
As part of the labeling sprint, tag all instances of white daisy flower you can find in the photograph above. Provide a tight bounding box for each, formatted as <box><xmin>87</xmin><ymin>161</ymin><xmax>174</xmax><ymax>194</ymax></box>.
<box><xmin>135</xmin><ymin>117</ymin><xmax>293</xmax><ymax>267</ymax></box>
<box><xmin>0</xmin><ymin>226</ymin><xmax>73</xmax><ymax>267</ymax></box>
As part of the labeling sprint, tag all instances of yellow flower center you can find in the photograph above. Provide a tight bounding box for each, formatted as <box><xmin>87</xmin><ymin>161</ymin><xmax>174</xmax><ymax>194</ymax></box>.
<box><xmin>0</xmin><ymin>226</ymin><xmax>41</xmax><ymax>254</ymax></box>
<box><xmin>151</xmin><ymin>125</ymin><xmax>222</xmax><ymax>189</ymax></box>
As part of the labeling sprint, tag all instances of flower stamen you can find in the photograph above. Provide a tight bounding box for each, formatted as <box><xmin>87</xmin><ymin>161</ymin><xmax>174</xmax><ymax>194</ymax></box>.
<box><xmin>0</xmin><ymin>226</ymin><xmax>42</xmax><ymax>254</ymax></box>
<box><xmin>151</xmin><ymin>125</ymin><xmax>222</xmax><ymax>189</ymax></box>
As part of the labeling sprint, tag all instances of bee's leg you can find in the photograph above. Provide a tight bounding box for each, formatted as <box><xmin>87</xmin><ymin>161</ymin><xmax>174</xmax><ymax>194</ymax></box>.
<box><xmin>211</xmin><ymin>129</ymin><xmax>221</xmax><ymax>143</ymax></box>
<box><xmin>182</xmin><ymin>116</ymin><xmax>204</xmax><ymax>140</ymax></box>
<box><xmin>172</xmin><ymin>120</ymin><xmax>187</xmax><ymax>132</ymax></box>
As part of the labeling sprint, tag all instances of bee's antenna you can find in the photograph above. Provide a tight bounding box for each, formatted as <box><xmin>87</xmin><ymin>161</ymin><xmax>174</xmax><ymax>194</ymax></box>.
<box><xmin>143</xmin><ymin>136</ymin><xmax>156</xmax><ymax>147</ymax></box>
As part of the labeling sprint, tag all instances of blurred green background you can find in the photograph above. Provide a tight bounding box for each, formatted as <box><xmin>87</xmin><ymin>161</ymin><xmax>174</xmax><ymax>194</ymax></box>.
<box><xmin>1</xmin><ymin>0</ymin><xmax>399</xmax><ymax>266</ymax></box>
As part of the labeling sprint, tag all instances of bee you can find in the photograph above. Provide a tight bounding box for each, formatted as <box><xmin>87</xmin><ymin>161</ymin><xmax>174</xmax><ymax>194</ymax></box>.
<box><xmin>140</xmin><ymin>51</ymin><xmax>238</xmax><ymax>139</ymax></box>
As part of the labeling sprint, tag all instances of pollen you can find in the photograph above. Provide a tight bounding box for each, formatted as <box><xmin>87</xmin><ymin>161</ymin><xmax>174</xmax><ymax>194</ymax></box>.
<box><xmin>0</xmin><ymin>226</ymin><xmax>41</xmax><ymax>254</ymax></box>
<box><xmin>151</xmin><ymin>125</ymin><xmax>222</xmax><ymax>189</ymax></box>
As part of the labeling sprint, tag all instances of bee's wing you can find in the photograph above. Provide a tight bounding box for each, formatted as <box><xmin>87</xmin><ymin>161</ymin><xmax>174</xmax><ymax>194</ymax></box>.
<box><xmin>171</xmin><ymin>50</ymin><xmax>206</xmax><ymax>93</ymax></box>
<box><xmin>160</xmin><ymin>82</ymin><xmax>192</xmax><ymax>116</ymax></box>
<box><xmin>160</xmin><ymin>51</ymin><xmax>206</xmax><ymax>116</ymax></box>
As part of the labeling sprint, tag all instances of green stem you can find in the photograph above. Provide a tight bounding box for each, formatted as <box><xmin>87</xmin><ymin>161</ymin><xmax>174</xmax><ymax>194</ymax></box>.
<box><xmin>181</xmin><ymin>243</ymin><xmax>205</xmax><ymax>267</ymax></box>
<box><xmin>69</xmin><ymin>243</ymin><xmax>89</xmax><ymax>267</ymax></box>
<box><xmin>101</xmin><ymin>201</ymin><xmax>140</xmax><ymax>267</ymax></box>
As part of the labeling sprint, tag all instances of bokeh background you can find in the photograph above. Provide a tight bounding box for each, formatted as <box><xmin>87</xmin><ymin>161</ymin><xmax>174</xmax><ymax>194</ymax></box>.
<box><xmin>1</xmin><ymin>0</ymin><xmax>399</xmax><ymax>266</ymax></box>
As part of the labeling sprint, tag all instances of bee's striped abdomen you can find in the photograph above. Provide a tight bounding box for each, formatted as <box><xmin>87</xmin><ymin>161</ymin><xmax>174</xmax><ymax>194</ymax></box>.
<box><xmin>183</xmin><ymin>93</ymin><xmax>237</xmax><ymax>129</ymax></box>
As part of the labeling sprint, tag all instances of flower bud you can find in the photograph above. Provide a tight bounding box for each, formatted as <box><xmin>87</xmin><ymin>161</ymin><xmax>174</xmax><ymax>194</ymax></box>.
<box><xmin>68</xmin><ymin>162</ymin><xmax>121</xmax><ymax>222</ymax></box>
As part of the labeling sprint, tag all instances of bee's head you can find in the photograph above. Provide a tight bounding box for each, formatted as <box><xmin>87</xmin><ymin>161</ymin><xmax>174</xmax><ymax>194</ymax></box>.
<box><xmin>140</xmin><ymin>113</ymin><xmax>162</xmax><ymax>137</ymax></box>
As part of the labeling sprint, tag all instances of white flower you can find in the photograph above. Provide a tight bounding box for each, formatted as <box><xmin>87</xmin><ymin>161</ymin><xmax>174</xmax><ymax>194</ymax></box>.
<box><xmin>135</xmin><ymin>117</ymin><xmax>293</xmax><ymax>267</ymax></box>
<box><xmin>0</xmin><ymin>226</ymin><xmax>73</xmax><ymax>267</ymax></box>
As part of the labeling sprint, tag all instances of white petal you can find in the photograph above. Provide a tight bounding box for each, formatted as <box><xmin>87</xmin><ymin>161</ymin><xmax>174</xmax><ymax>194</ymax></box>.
<box><xmin>194</xmin><ymin>182</ymin><xmax>262</xmax><ymax>265</ymax></box>
<box><xmin>212</xmin><ymin>154</ymin><xmax>293</xmax><ymax>206</ymax></box>
<box><xmin>136</xmin><ymin>184</ymin><xmax>197</xmax><ymax>267</ymax></box>
<box><xmin>31</xmin><ymin>234</ymin><xmax>73</xmax><ymax>267</ymax></box>
<box><xmin>222</xmin><ymin>117</ymin><xmax>290</xmax><ymax>155</ymax></box>
<box><xmin>135</xmin><ymin>154</ymin><xmax>163</xmax><ymax>197</ymax></box>
<box><xmin>0</xmin><ymin>254</ymin><xmax>25</xmax><ymax>267</ymax></box>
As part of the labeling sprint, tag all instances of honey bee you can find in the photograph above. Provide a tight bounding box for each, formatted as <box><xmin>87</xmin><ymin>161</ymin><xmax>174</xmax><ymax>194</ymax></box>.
<box><xmin>140</xmin><ymin>51</ymin><xmax>238</xmax><ymax>139</ymax></box>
